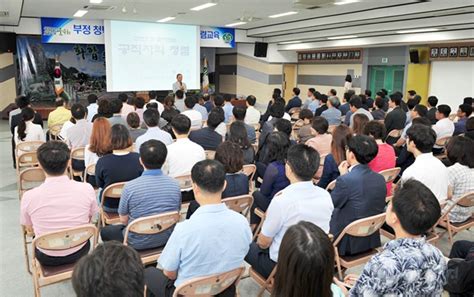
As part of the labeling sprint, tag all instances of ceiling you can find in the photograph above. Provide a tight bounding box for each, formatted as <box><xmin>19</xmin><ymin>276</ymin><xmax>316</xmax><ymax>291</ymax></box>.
<box><xmin>1</xmin><ymin>0</ymin><xmax>474</xmax><ymax>46</ymax></box>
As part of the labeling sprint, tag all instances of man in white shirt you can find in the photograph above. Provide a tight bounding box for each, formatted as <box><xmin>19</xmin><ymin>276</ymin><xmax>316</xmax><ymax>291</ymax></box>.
<box><xmin>119</xmin><ymin>93</ymin><xmax>135</xmax><ymax>119</ymax></box>
<box><xmin>223</xmin><ymin>95</ymin><xmax>234</xmax><ymax>124</ymax></box>
<box><xmin>181</xmin><ymin>97</ymin><xmax>203</xmax><ymax>130</ymax></box>
<box><xmin>245</xmin><ymin>144</ymin><xmax>334</xmax><ymax>278</ymax></box>
<box><xmin>148</xmin><ymin>91</ymin><xmax>164</xmax><ymax>115</ymax></box>
<box><xmin>432</xmin><ymin>104</ymin><xmax>454</xmax><ymax>153</ymax></box>
<box><xmin>164</xmin><ymin>114</ymin><xmax>205</xmax><ymax>178</ymax></box>
<box><xmin>401</xmin><ymin>124</ymin><xmax>449</xmax><ymax>202</ymax></box>
<box><xmin>86</xmin><ymin>94</ymin><xmax>98</xmax><ymax>122</ymax></box>
<box><xmin>349</xmin><ymin>96</ymin><xmax>374</xmax><ymax>128</ymax></box>
<box><xmin>135</xmin><ymin>109</ymin><xmax>173</xmax><ymax>151</ymax></box>
<box><xmin>244</xmin><ymin>95</ymin><xmax>261</xmax><ymax>126</ymax></box>
<box><xmin>172</xmin><ymin>73</ymin><xmax>187</xmax><ymax>94</ymax></box>
<box><xmin>174</xmin><ymin>90</ymin><xmax>185</xmax><ymax>112</ymax></box>
<box><xmin>66</xmin><ymin>103</ymin><xmax>92</xmax><ymax>148</ymax></box>
<box><xmin>395</xmin><ymin>104</ymin><xmax>428</xmax><ymax>148</ymax></box>
<box><xmin>192</xmin><ymin>96</ymin><xmax>208</xmax><ymax>121</ymax></box>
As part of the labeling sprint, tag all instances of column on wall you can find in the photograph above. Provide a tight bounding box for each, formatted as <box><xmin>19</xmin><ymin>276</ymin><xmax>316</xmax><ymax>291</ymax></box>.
<box><xmin>216</xmin><ymin>53</ymin><xmax>237</xmax><ymax>96</ymax></box>
<box><xmin>0</xmin><ymin>53</ymin><xmax>17</xmax><ymax>111</ymax></box>
<box><xmin>406</xmin><ymin>46</ymin><xmax>430</xmax><ymax>105</ymax></box>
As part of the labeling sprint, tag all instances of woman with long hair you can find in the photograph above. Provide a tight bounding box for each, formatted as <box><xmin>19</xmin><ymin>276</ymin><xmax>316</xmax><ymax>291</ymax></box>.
<box><xmin>272</xmin><ymin>221</ymin><xmax>344</xmax><ymax>297</ymax></box>
<box><xmin>317</xmin><ymin>125</ymin><xmax>352</xmax><ymax>189</ymax></box>
<box><xmin>352</xmin><ymin>113</ymin><xmax>370</xmax><ymax>135</ymax></box>
<box><xmin>228</xmin><ymin>121</ymin><xmax>255</xmax><ymax>164</ymax></box>
<box><xmin>344</xmin><ymin>74</ymin><xmax>353</xmax><ymax>91</ymax></box>
<box><xmin>14</xmin><ymin>107</ymin><xmax>45</xmax><ymax>147</ymax></box>
<box><xmin>84</xmin><ymin>117</ymin><xmax>112</xmax><ymax>186</ymax></box>
<box><xmin>161</xmin><ymin>95</ymin><xmax>179</xmax><ymax>123</ymax></box>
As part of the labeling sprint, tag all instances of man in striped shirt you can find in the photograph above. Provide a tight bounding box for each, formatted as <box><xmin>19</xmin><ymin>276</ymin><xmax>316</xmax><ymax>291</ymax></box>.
<box><xmin>100</xmin><ymin>139</ymin><xmax>181</xmax><ymax>250</ymax></box>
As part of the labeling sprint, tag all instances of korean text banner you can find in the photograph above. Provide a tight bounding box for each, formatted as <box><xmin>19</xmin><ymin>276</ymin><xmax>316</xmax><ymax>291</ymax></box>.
<box><xmin>41</xmin><ymin>18</ymin><xmax>105</xmax><ymax>44</ymax></box>
<box><xmin>200</xmin><ymin>27</ymin><xmax>235</xmax><ymax>48</ymax></box>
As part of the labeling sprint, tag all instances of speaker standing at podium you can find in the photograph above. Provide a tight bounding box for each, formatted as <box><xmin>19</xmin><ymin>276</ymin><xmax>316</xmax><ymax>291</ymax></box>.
<box><xmin>172</xmin><ymin>73</ymin><xmax>187</xmax><ymax>94</ymax></box>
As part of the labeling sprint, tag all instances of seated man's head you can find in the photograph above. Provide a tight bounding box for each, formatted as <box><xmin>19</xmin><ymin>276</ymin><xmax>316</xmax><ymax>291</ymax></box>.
<box><xmin>37</xmin><ymin>141</ymin><xmax>71</xmax><ymax>176</ymax></box>
<box><xmin>349</xmin><ymin>96</ymin><xmax>362</xmax><ymax>113</ymax></box>
<box><xmin>312</xmin><ymin>116</ymin><xmax>329</xmax><ymax>136</ymax></box>
<box><xmin>246</xmin><ymin>95</ymin><xmax>256</xmax><ymax>107</ymax></box>
<box><xmin>134</xmin><ymin>97</ymin><xmax>145</xmax><ymax>109</ymax></box>
<box><xmin>87</xmin><ymin>94</ymin><xmax>98</xmax><ymax>105</ymax></box>
<box><xmin>457</xmin><ymin>104</ymin><xmax>472</xmax><ymax>119</ymax></box>
<box><xmin>299</xmin><ymin>109</ymin><xmax>313</xmax><ymax>125</ymax></box>
<box><xmin>232</xmin><ymin>106</ymin><xmax>246</xmax><ymax>122</ymax></box>
<box><xmin>175</xmin><ymin>90</ymin><xmax>184</xmax><ymax>100</ymax></box>
<box><xmin>126</xmin><ymin>112</ymin><xmax>141</xmax><ymax>129</ymax></box>
<box><xmin>15</xmin><ymin>95</ymin><xmax>31</xmax><ymax>109</ymax></box>
<box><xmin>207</xmin><ymin>108</ymin><xmax>225</xmax><ymax>129</ymax></box>
<box><xmin>386</xmin><ymin>179</ymin><xmax>441</xmax><ymax>236</ymax></box>
<box><xmin>274</xmin><ymin>119</ymin><xmax>292</xmax><ymax>137</ymax></box>
<box><xmin>72</xmin><ymin>241</ymin><xmax>144</xmax><ymax>297</ymax></box>
<box><xmin>269</xmin><ymin>101</ymin><xmax>285</xmax><ymax>119</ymax></box>
<box><xmin>411</xmin><ymin>104</ymin><xmax>428</xmax><ymax>119</ymax></box>
<box><xmin>346</xmin><ymin>135</ymin><xmax>378</xmax><ymax>166</ymax></box>
<box><xmin>184</xmin><ymin>96</ymin><xmax>197</xmax><ymax>110</ymax></box>
<box><xmin>427</xmin><ymin>96</ymin><xmax>438</xmax><ymax>108</ymax></box>
<box><xmin>213</xmin><ymin>95</ymin><xmax>224</xmax><ymax>107</ymax></box>
<box><xmin>285</xmin><ymin>144</ymin><xmax>320</xmax><ymax>183</ymax></box>
<box><xmin>139</xmin><ymin>140</ymin><xmax>167</xmax><ymax>170</ymax></box>
<box><xmin>118</xmin><ymin>93</ymin><xmax>128</xmax><ymax>103</ymax></box>
<box><xmin>55</xmin><ymin>97</ymin><xmax>67</xmax><ymax>107</ymax></box>
<box><xmin>388</xmin><ymin>93</ymin><xmax>402</xmax><ymax>109</ymax></box>
<box><xmin>171</xmin><ymin>114</ymin><xmax>191</xmax><ymax>137</ymax></box>
<box><xmin>110</xmin><ymin>99</ymin><xmax>123</xmax><ymax>114</ymax></box>
<box><xmin>191</xmin><ymin>160</ymin><xmax>227</xmax><ymax>203</ymax></box>
<box><xmin>436</xmin><ymin>104</ymin><xmax>451</xmax><ymax>120</ymax></box>
<box><xmin>71</xmin><ymin>103</ymin><xmax>87</xmax><ymax>121</ymax></box>
<box><xmin>143</xmin><ymin>108</ymin><xmax>160</xmax><ymax>128</ymax></box>
<box><xmin>293</xmin><ymin>87</ymin><xmax>300</xmax><ymax>97</ymax></box>
<box><xmin>327</xmin><ymin>96</ymin><xmax>340</xmax><ymax>108</ymax></box>
<box><xmin>406</xmin><ymin>124</ymin><xmax>436</xmax><ymax>155</ymax></box>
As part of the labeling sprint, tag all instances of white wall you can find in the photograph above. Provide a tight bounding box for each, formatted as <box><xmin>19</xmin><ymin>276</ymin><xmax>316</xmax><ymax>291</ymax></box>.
<box><xmin>429</xmin><ymin>61</ymin><xmax>474</xmax><ymax>111</ymax></box>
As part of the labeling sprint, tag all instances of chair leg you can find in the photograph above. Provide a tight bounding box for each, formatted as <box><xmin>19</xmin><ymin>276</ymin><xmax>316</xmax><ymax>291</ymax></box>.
<box><xmin>334</xmin><ymin>248</ymin><xmax>343</xmax><ymax>280</ymax></box>
<box><xmin>23</xmin><ymin>234</ymin><xmax>32</xmax><ymax>274</ymax></box>
<box><xmin>447</xmin><ymin>222</ymin><xmax>454</xmax><ymax>245</ymax></box>
<box><xmin>32</xmin><ymin>260</ymin><xmax>41</xmax><ymax>297</ymax></box>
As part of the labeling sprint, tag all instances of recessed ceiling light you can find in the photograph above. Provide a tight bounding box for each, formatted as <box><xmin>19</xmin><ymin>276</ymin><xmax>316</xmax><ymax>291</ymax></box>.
<box><xmin>279</xmin><ymin>40</ymin><xmax>302</xmax><ymax>44</ymax></box>
<box><xmin>157</xmin><ymin>17</ymin><xmax>176</xmax><ymax>23</ymax></box>
<box><xmin>396</xmin><ymin>28</ymin><xmax>439</xmax><ymax>34</ymax></box>
<box><xmin>327</xmin><ymin>35</ymin><xmax>358</xmax><ymax>40</ymax></box>
<box><xmin>73</xmin><ymin>10</ymin><xmax>88</xmax><ymax>17</ymax></box>
<box><xmin>225</xmin><ymin>21</ymin><xmax>247</xmax><ymax>27</ymax></box>
<box><xmin>334</xmin><ymin>0</ymin><xmax>359</xmax><ymax>5</ymax></box>
<box><xmin>190</xmin><ymin>2</ymin><xmax>217</xmax><ymax>11</ymax></box>
<box><xmin>269</xmin><ymin>11</ymin><xmax>298</xmax><ymax>18</ymax></box>
<box><xmin>89</xmin><ymin>0</ymin><xmax>103</xmax><ymax>4</ymax></box>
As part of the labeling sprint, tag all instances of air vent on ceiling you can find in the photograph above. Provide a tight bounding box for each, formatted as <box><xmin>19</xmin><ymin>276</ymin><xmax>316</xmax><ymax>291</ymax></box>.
<box><xmin>83</xmin><ymin>5</ymin><xmax>116</xmax><ymax>11</ymax></box>
<box><xmin>0</xmin><ymin>11</ymin><xmax>10</xmax><ymax>17</ymax></box>
<box><xmin>293</xmin><ymin>0</ymin><xmax>334</xmax><ymax>9</ymax></box>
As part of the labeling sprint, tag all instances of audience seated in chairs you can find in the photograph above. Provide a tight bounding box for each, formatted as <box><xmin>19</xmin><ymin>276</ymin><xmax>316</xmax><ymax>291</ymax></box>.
<box><xmin>321</xmin><ymin>96</ymin><xmax>342</xmax><ymax>126</ymax></box>
<box><xmin>384</xmin><ymin>93</ymin><xmax>406</xmax><ymax>145</ymax></box>
<box><xmin>306</xmin><ymin>116</ymin><xmax>332</xmax><ymax>157</ymax></box>
<box><xmin>181</xmin><ymin>96</ymin><xmax>203</xmax><ymax>130</ymax></box>
<box><xmin>317</xmin><ymin>125</ymin><xmax>352</xmax><ymax>189</ymax></box>
<box><xmin>229</xmin><ymin>106</ymin><xmax>257</xmax><ymax>144</ymax></box>
<box><xmin>285</xmin><ymin>87</ymin><xmax>302</xmax><ymax>112</ymax></box>
<box><xmin>432</xmin><ymin>104</ymin><xmax>455</xmax><ymax>154</ymax></box>
<box><xmin>186</xmin><ymin>141</ymin><xmax>249</xmax><ymax>218</ymax></box>
<box><xmin>347</xmin><ymin>179</ymin><xmax>446</xmax><ymax>296</ymax></box>
<box><xmin>454</xmin><ymin>103</ymin><xmax>472</xmax><ymax>135</ymax></box>
<box><xmin>244</xmin><ymin>95</ymin><xmax>261</xmax><ymax>126</ymax></box>
<box><xmin>189</xmin><ymin>108</ymin><xmax>224</xmax><ymax>151</ymax></box>
<box><xmin>330</xmin><ymin>135</ymin><xmax>386</xmax><ymax>256</ymax></box>
<box><xmin>65</xmin><ymin>103</ymin><xmax>92</xmax><ymax>149</ymax></box>
<box><xmin>72</xmin><ymin>241</ymin><xmax>145</xmax><ymax>297</ymax></box>
<box><xmin>101</xmin><ymin>140</ymin><xmax>181</xmax><ymax>250</ymax></box>
<box><xmin>294</xmin><ymin>109</ymin><xmax>315</xmax><ymax>144</ymax></box>
<box><xmin>400</xmin><ymin>124</ymin><xmax>449</xmax><ymax>202</ymax></box>
<box><xmin>135</xmin><ymin>108</ymin><xmax>173</xmax><ymax>152</ymax></box>
<box><xmin>144</xmin><ymin>160</ymin><xmax>252</xmax><ymax>297</ymax></box>
<box><xmin>348</xmin><ymin>95</ymin><xmax>374</xmax><ymax>128</ymax></box>
<box><xmin>227</xmin><ymin>121</ymin><xmax>255</xmax><ymax>165</ymax></box>
<box><xmin>13</xmin><ymin>107</ymin><xmax>45</xmax><ymax>148</ymax></box>
<box><xmin>246</xmin><ymin>144</ymin><xmax>333</xmax><ymax>279</ymax></box>
<box><xmin>127</xmin><ymin>112</ymin><xmax>146</xmax><ymax>142</ymax></box>
<box><xmin>95</xmin><ymin>124</ymin><xmax>143</xmax><ymax>212</ymax></box>
<box><xmin>273</xmin><ymin>222</ymin><xmax>345</xmax><ymax>297</ymax></box>
<box><xmin>20</xmin><ymin>141</ymin><xmax>98</xmax><ymax>266</ymax></box>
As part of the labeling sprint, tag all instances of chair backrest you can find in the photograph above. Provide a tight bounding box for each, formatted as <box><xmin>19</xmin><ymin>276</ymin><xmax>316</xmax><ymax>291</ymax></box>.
<box><xmin>326</xmin><ymin>180</ymin><xmax>336</xmax><ymax>191</ymax></box>
<box><xmin>33</xmin><ymin>224</ymin><xmax>97</xmax><ymax>251</ymax></box>
<box><xmin>173</xmin><ymin>267</ymin><xmax>244</xmax><ymax>297</ymax></box>
<box><xmin>17</xmin><ymin>151</ymin><xmax>39</xmax><ymax>168</ymax></box>
<box><xmin>222</xmin><ymin>195</ymin><xmax>253</xmax><ymax>216</ymax></box>
<box><xmin>16</xmin><ymin>141</ymin><xmax>44</xmax><ymax>155</ymax></box>
<box><xmin>101</xmin><ymin>182</ymin><xmax>126</xmax><ymax>206</ymax></box>
<box><xmin>19</xmin><ymin>167</ymin><xmax>46</xmax><ymax>198</ymax></box>
<box><xmin>123</xmin><ymin>212</ymin><xmax>180</xmax><ymax>245</ymax></box>
<box><xmin>448</xmin><ymin>113</ymin><xmax>457</xmax><ymax>121</ymax></box>
<box><xmin>83</xmin><ymin>163</ymin><xmax>96</xmax><ymax>182</ymax></box>
<box><xmin>71</xmin><ymin>147</ymin><xmax>85</xmax><ymax>161</ymax></box>
<box><xmin>457</xmin><ymin>192</ymin><xmax>474</xmax><ymax>207</ymax></box>
<box><xmin>49</xmin><ymin>124</ymin><xmax>63</xmax><ymax>137</ymax></box>
<box><xmin>253</xmin><ymin>123</ymin><xmax>260</xmax><ymax>132</ymax></box>
<box><xmin>435</xmin><ymin>136</ymin><xmax>451</xmax><ymax>147</ymax></box>
<box><xmin>175</xmin><ymin>174</ymin><xmax>193</xmax><ymax>191</ymax></box>
<box><xmin>328</xmin><ymin>125</ymin><xmax>338</xmax><ymax>133</ymax></box>
<box><xmin>379</xmin><ymin>167</ymin><xmax>401</xmax><ymax>184</ymax></box>
<box><xmin>242</xmin><ymin>164</ymin><xmax>256</xmax><ymax>180</ymax></box>
<box><xmin>386</xmin><ymin>129</ymin><xmax>402</xmax><ymax>139</ymax></box>
<box><xmin>205</xmin><ymin>150</ymin><xmax>216</xmax><ymax>160</ymax></box>
<box><xmin>333</xmin><ymin>213</ymin><xmax>386</xmax><ymax>247</ymax></box>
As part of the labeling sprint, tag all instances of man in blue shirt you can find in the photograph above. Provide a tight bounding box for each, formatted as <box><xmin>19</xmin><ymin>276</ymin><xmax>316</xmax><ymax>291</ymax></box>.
<box><xmin>454</xmin><ymin>104</ymin><xmax>472</xmax><ymax>135</ymax></box>
<box><xmin>321</xmin><ymin>96</ymin><xmax>342</xmax><ymax>125</ymax></box>
<box><xmin>223</xmin><ymin>94</ymin><xmax>234</xmax><ymax>123</ymax></box>
<box><xmin>100</xmin><ymin>140</ymin><xmax>181</xmax><ymax>250</ymax></box>
<box><xmin>340</xmin><ymin>90</ymin><xmax>355</xmax><ymax>116</ymax></box>
<box><xmin>285</xmin><ymin>87</ymin><xmax>302</xmax><ymax>112</ymax></box>
<box><xmin>144</xmin><ymin>160</ymin><xmax>252</xmax><ymax>297</ymax></box>
<box><xmin>135</xmin><ymin>109</ymin><xmax>173</xmax><ymax>151</ymax></box>
<box><xmin>228</xmin><ymin>106</ymin><xmax>257</xmax><ymax>143</ymax></box>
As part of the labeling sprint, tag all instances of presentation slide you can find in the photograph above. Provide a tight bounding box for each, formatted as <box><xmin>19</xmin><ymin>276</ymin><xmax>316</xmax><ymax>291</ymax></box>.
<box><xmin>104</xmin><ymin>20</ymin><xmax>200</xmax><ymax>92</ymax></box>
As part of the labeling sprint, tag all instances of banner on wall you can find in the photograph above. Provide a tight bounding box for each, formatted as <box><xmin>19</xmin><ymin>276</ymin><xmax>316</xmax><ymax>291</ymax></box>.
<box><xmin>200</xmin><ymin>26</ymin><xmax>235</xmax><ymax>48</ymax></box>
<box><xmin>41</xmin><ymin>18</ymin><xmax>105</xmax><ymax>44</ymax></box>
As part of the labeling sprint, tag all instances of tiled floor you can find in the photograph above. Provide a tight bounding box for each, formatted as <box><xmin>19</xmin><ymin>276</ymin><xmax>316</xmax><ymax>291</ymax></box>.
<box><xmin>0</xmin><ymin>120</ymin><xmax>471</xmax><ymax>297</ymax></box>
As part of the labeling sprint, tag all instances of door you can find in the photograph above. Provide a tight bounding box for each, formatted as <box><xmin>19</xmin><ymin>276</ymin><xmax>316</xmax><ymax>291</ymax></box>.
<box><xmin>283</xmin><ymin>64</ymin><xmax>297</xmax><ymax>99</ymax></box>
<box><xmin>368</xmin><ymin>65</ymin><xmax>405</xmax><ymax>96</ymax></box>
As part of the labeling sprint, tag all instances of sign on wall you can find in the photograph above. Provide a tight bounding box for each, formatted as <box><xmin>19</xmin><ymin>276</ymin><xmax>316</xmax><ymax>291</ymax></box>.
<box><xmin>429</xmin><ymin>42</ymin><xmax>474</xmax><ymax>61</ymax></box>
<box><xmin>298</xmin><ymin>48</ymin><xmax>363</xmax><ymax>64</ymax></box>
<box><xmin>41</xmin><ymin>18</ymin><xmax>105</xmax><ymax>44</ymax></box>
<box><xmin>200</xmin><ymin>26</ymin><xmax>235</xmax><ymax>48</ymax></box>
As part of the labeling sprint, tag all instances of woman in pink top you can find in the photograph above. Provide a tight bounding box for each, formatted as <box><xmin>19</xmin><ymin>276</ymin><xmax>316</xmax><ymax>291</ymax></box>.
<box><xmin>306</xmin><ymin>116</ymin><xmax>333</xmax><ymax>157</ymax></box>
<box><xmin>364</xmin><ymin>121</ymin><xmax>396</xmax><ymax>194</ymax></box>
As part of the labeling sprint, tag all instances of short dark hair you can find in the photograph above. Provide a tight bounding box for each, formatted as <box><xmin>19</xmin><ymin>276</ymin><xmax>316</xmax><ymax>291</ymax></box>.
<box><xmin>459</xmin><ymin>104</ymin><xmax>473</xmax><ymax>117</ymax></box>
<box><xmin>412</xmin><ymin>116</ymin><xmax>432</xmax><ymax>127</ymax></box>
<box><xmin>427</xmin><ymin>96</ymin><xmax>438</xmax><ymax>107</ymax></box>
<box><xmin>72</xmin><ymin>241</ymin><xmax>144</xmax><ymax>297</ymax></box>
<box><xmin>406</xmin><ymin>124</ymin><xmax>436</xmax><ymax>153</ymax></box>
<box><xmin>175</xmin><ymin>90</ymin><xmax>184</xmax><ymax>99</ymax></box>
<box><xmin>407</xmin><ymin>99</ymin><xmax>418</xmax><ymax>110</ymax></box>
<box><xmin>207</xmin><ymin>108</ymin><xmax>225</xmax><ymax>129</ymax></box>
<box><xmin>392</xmin><ymin>179</ymin><xmax>441</xmax><ymax>235</ymax></box>
<box><xmin>447</xmin><ymin>136</ymin><xmax>474</xmax><ymax>168</ymax></box>
<box><xmin>224</xmin><ymin>94</ymin><xmax>232</xmax><ymax>102</ymax></box>
<box><xmin>287</xmin><ymin>144</ymin><xmax>320</xmax><ymax>181</ymax></box>
<box><xmin>312</xmin><ymin>116</ymin><xmax>329</xmax><ymax>134</ymax></box>
<box><xmin>146</xmin><ymin>102</ymin><xmax>158</xmax><ymax>110</ymax></box>
<box><xmin>408</xmin><ymin>90</ymin><xmax>417</xmax><ymax>96</ymax></box>
<box><xmin>143</xmin><ymin>108</ymin><xmax>160</xmax><ymax>127</ymax></box>
<box><xmin>110</xmin><ymin>99</ymin><xmax>123</xmax><ymax>114</ymax></box>
<box><xmin>139</xmin><ymin>140</ymin><xmax>167</xmax><ymax>169</ymax></box>
<box><xmin>364</xmin><ymin>89</ymin><xmax>372</xmax><ymax>97</ymax></box>
<box><xmin>389</xmin><ymin>93</ymin><xmax>402</xmax><ymax>106</ymax></box>
<box><xmin>16</xmin><ymin>95</ymin><xmax>31</xmax><ymax>109</ymax></box>
<box><xmin>191</xmin><ymin>160</ymin><xmax>226</xmax><ymax>193</ymax></box>
<box><xmin>232</xmin><ymin>106</ymin><xmax>246</xmax><ymax>121</ymax></box>
<box><xmin>171</xmin><ymin>114</ymin><xmax>191</xmax><ymax>135</ymax></box>
<box><xmin>55</xmin><ymin>97</ymin><xmax>65</xmax><ymax>107</ymax></box>
<box><xmin>275</xmin><ymin>119</ymin><xmax>292</xmax><ymax>137</ymax></box>
<box><xmin>148</xmin><ymin>91</ymin><xmax>157</xmax><ymax>99</ymax></box>
<box><xmin>437</xmin><ymin>104</ymin><xmax>451</xmax><ymax>118</ymax></box>
<box><xmin>273</xmin><ymin>88</ymin><xmax>282</xmax><ymax>96</ymax></box>
<box><xmin>118</xmin><ymin>93</ymin><xmax>128</xmax><ymax>102</ymax></box>
<box><xmin>329</xmin><ymin>89</ymin><xmax>337</xmax><ymax>96</ymax></box>
<box><xmin>464</xmin><ymin>97</ymin><xmax>473</xmax><ymax>106</ymax></box>
<box><xmin>381</xmin><ymin>88</ymin><xmax>389</xmax><ymax>96</ymax></box>
<box><xmin>71</xmin><ymin>103</ymin><xmax>86</xmax><ymax>120</ymax></box>
<box><xmin>299</xmin><ymin>109</ymin><xmax>313</xmax><ymax>121</ymax></box>
<box><xmin>363</xmin><ymin>120</ymin><xmax>386</xmax><ymax>140</ymax></box>
<box><xmin>215</xmin><ymin>141</ymin><xmax>244</xmax><ymax>173</ymax></box>
<box><xmin>347</xmin><ymin>135</ymin><xmax>378</xmax><ymax>164</ymax></box>
<box><xmin>413</xmin><ymin>104</ymin><xmax>428</xmax><ymax>117</ymax></box>
<box><xmin>308</xmin><ymin>88</ymin><xmax>316</xmax><ymax>94</ymax></box>
<box><xmin>374</xmin><ymin>97</ymin><xmax>385</xmax><ymax>109</ymax></box>
<box><xmin>110</xmin><ymin>124</ymin><xmax>132</xmax><ymax>150</ymax></box>
<box><xmin>214</xmin><ymin>95</ymin><xmax>224</xmax><ymax>107</ymax></box>
<box><xmin>184</xmin><ymin>96</ymin><xmax>196</xmax><ymax>109</ymax></box>
<box><xmin>246</xmin><ymin>95</ymin><xmax>256</xmax><ymax>106</ymax></box>
<box><xmin>87</xmin><ymin>94</ymin><xmax>98</xmax><ymax>104</ymax></box>
<box><xmin>293</xmin><ymin>87</ymin><xmax>300</xmax><ymax>96</ymax></box>
<box><xmin>319</xmin><ymin>94</ymin><xmax>328</xmax><ymax>104</ymax></box>
<box><xmin>37</xmin><ymin>141</ymin><xmax>70</xmax><ymax>176</ymax></box>
<box><xmin>349</xmin><ymin>96</ymin><xmax>362</xmax><ymax>109</ymax></box>
<box><xmin>343</xmin><ymin>90</ymin><xmax>355</xmax><ymax>102</ymax></box>
<box><xmin>126</xmin><ymin>112</ymin><xmax>140</xmax><ymax>129</ymax></box>
<box><xmin>134</xmin><ymin>97</ymin><xmax>145</xmax><ymax>109</ymax></box>
<box><xmin>97</xmin><ymin>99</ymin><xmax>112</xmax><ymax>117</ymax></box>
<box><xmin>269</xmin><ymin>101</ymin><xmax>285</xmax><ymax>118</ymax></box>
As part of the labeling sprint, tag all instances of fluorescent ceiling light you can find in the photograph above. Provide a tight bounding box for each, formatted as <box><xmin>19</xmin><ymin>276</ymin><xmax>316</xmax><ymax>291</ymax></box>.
<box><xmin>225</xmin><ymin>21</ymin><xmax>247</xmax><ymax>27</ymax></box>
<box><xmin>190</xmin><ymin>2</ymin><xmax>217</xmax><ymax>11</ymax></box>
<box><xmin>396</xmin><ymin>28</ymin><xmax>439</xmax><ymax>34</ymax></box>
<box><xmin>269</xmin><ymin>11</ymin><xmax>298</xmax><ymax>18</ymax></box>
<box><xmin>327</xmin><ymin>35</ymin><xmax>358</xmax><ymax>40</ymax></box>
<box><xmin>89</xmin><ymin>0</ymin><xmax>103</xmax><ymax>4</ymax></box>
<box><xmin>73</xmin><ymin>10</ymin><xmax>88</xmax><ymax>17</ymax></box>
<box><xmin>157</xmin><ymin>17</ymin><xmax>176</xmax><ymax>22</ymax></box>
<box><xmin>334</xmin><ymin>0</ymin><xmax>359</xmax><ymax>5</ymax></box>
<box><xmin>279</xmin><ymin>40</ymin><xmax>302</xmax><ymax>44</ymax></box>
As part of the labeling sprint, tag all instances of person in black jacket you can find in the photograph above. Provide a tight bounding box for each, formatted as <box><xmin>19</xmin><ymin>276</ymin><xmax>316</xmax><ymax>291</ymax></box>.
<box><xmin>384</xmin><ymin>93</ymin><xmax>407</xmax><ymax>145</ymax></box>
<box><xmin>427</xmin><ymin>96</ymin><xmax>438</xmax><ymax>125</ymax></box>
<box><xmin>188</xmin><ymin>108</ymin><xmax>224</xmax><ymax>151</ymax></box>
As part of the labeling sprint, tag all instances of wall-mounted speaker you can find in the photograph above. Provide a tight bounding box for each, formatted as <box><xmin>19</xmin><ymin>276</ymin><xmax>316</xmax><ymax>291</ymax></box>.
<box><xmin>0</xmin><ymin>33</ymin><xmax>17</xmax><ymax>54</ymax></box>
<box><xmin>254</xmin><ymin>42</ymin><xmax>268</xmax><ymax>58</ymax></box>
<box><xmin>409</xmin><ymin>50</ymin><xmax>420</xmax><ymax>64</ymax></box>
